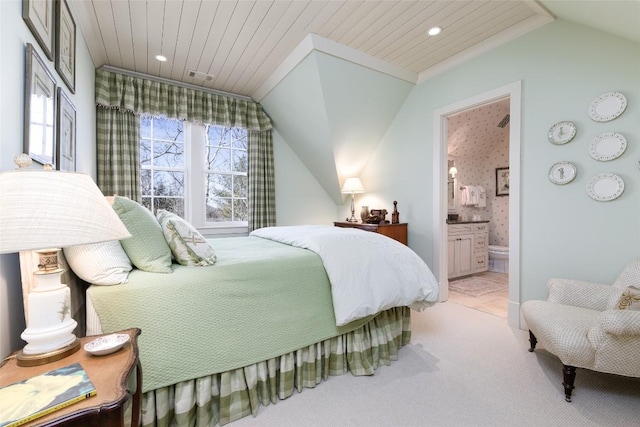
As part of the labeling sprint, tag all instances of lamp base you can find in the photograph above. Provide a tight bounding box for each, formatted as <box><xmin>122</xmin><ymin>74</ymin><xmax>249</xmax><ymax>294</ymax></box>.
<box><xmin>16</xmin><ymin>337</ymin><xmax>81</xmax><ymax>367</ymax></box>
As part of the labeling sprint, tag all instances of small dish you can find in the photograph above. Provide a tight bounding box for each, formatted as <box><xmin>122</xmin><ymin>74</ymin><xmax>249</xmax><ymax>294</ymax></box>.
<box><xmin>84</xmin><ymin>333</ymin><xmax>130</xmax><ymax>356</ymax></box>
<box><xmin>585</xmin><ymin>173</ymin><xmax>624</xmax><ymax>202</ymax></box>
<box><xmin>547</xmin><ymin>121</ymin><xmax>576</xmax><ymax>145</ymax></box>
<box><xmin>548</xmin><ymin>161</ymin><xmax>576</xmax><ymax>185</ymax></box>
<box><xmin>588</xmin><ymin>92</ymin><xmax>627</xmax><ymax>122</ymax></box>
<box><xmin>588</xmin><ymin>132</ymin><xmax>627</xmax><ymax>161</ymax></box>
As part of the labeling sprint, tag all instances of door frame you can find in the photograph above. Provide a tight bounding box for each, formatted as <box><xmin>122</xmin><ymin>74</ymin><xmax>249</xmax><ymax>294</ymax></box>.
<box><xmin>432</xmin><ymin>81</ymin><xmax>522</xmax><ymax>328</ymax></box>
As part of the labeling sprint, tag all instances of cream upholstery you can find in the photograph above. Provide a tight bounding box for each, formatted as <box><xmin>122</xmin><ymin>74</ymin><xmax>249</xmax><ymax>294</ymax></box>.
<box><xmin>521</xmin><ymin>259</ymin><xmax>640</xmax><ymax>402</ymax></box>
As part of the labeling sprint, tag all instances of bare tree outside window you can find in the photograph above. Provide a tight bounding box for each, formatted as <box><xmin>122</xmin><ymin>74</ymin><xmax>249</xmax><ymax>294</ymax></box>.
<box><xmin>204</xmin><ymin>125</ymin><xmax>248</xmax><ymax>222</ymax></box>
<box><xmin>140</xmin><ymin>117</ymin><xmax>185</xmax><ymax>216</ymax></box>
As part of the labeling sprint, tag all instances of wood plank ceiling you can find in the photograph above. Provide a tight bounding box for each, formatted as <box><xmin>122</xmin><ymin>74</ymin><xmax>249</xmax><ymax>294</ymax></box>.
<box><xmin>70</xmin><ymin>1</ymin><xmax>550</xmax><ymax>99</ymax></box>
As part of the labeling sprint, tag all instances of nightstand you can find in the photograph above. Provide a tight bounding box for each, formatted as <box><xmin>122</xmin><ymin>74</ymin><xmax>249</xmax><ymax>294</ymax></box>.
<box><xmin>0</xmin><ymin>328</ymin><xmax>142</xmax><ymax>427</ymax></box>
<box><xmin>334</xmin><ymin>222</ymin><xmax>408</xmax><ymax>245</ymax></box>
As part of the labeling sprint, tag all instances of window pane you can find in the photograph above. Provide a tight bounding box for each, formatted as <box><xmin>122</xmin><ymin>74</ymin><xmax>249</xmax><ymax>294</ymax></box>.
<box><xmin>231</xmin><ymin>128</ymin><xmax>247</xmax><ymax>149</ymax></box>
<box><xmin>156</xmin><ymin>198</ymin><xmax>184</xmax><ymax>217</ymax></box>
<box><xmin>155</xmin><ymin>118</ymin><xmax>184</xmax><ymax>142</ymax></box>
<box><xmin>232</xmin><ymin>151</ymin><xmax>247</xmax><ymax>172</ymax></box>
<box><xmin>141</xmin><ymin>169</ymin><xmax>152</xmax><ymax>195</ymax></box>
<box><xmin>206</xmin><ymin>197</ymin><xmax>232</xmax><ymax>222</ymax></box>
<box><xmin>207</xmin><ymin>125</ymin><xmax>231</xmax><ymax>147</ymax></box>
<box><xmin>207</xmin><ymin>147</ymin><xmax>231</xmax><ymax>172</ymax></box>
<box><xmin>154</xmin><ymin>170</ymin><xmax>184</xmax><ymax>196</ymax></box>
<box><xmin>140</xmin><ymin>139</ymin><xmax>151</xmax><ymax>165</ymax></box>
<box><xmin>233</xmin><ymin>198</ymin><xmax>248</xmax><ymax>221</ymax></box>
<box><xmin>141</xmin><ymin>197</ymin><xmax>152</xmax><ymax>211</ymax></box>
<box><xmin>140</xmin><ymin>117</ymin><xmax>151</xmax><ymax>139</ymax></box>
<box><xmin>207</xmin><ymin>173</ymin><xmax>231</xmax><ymax>197</ymax></box>
<box><xmin>152</xmin><ymin>141</ymin><xmax>184</xmax><ymax>167</ymax></box>
<box><xmin>233</xmin><ymin>175</ymin><xmax>247</xmax><ymax>197</ymax></box>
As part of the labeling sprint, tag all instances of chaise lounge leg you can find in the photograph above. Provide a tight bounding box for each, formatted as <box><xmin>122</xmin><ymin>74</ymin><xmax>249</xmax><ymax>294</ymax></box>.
<box><xmin>562</xmin><ymin>365</ymin><xmax>576</xmax><ymax>402</ymax></box>
<box><xmin>527</xmin><ymin>330</ymin><xmax>537</xmax><ymax>352</ymax></box>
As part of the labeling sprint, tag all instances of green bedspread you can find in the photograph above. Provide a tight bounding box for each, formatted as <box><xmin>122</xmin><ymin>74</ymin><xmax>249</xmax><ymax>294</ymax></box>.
<box><xmin>86</xmin><ymin>236</ymin><xmax>372</xmax><ymax>393</ymax></box>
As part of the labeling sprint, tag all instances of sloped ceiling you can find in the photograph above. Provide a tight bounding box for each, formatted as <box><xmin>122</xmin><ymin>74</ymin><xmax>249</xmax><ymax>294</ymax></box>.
<box><xmin>447</xmin><ymin>98</ymin><xmax>511</xmax><ymax>158</ymax></box>
<box><xmin>261</xmin><ymin>51</ymin><xmax>414</xmax><ymax>203</ymax></box>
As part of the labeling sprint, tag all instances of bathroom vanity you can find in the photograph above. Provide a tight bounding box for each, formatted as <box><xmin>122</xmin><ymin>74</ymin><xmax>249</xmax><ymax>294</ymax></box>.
<box><xmin>447</xmin><ymin>220</ymin><xmax>489</xmax><ymax>279</ymax></box>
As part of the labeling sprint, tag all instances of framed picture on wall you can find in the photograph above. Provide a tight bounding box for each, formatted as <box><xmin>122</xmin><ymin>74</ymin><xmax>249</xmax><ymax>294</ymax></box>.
<box><xmin>24</xmin><ymin>43</ymin><xmax>57</xmax><ymax>168</ymax></box>
<box><xmin>22</xmin><ymin>0</ymin><xmax>55</xmax><ymax>61</ymax></box>
<box><xmin>56</xmin><ymin>88</ymin><xmax>76</xmax><ymax>171</ymax></box>
<box><xmin>496</xmin><ymin>167</ymin><xmax>510</xmax><ymax>196</ymax></box>
<box><xmin>55</xmin><ymin>0</ymin><xmax>76</xmax><ymax>93</ymax></box>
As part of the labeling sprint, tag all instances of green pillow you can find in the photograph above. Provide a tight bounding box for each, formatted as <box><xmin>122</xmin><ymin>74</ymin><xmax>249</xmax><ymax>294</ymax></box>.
<box><xmin>156</xmin><ymin>210</ymin><xmax>216</xmax><ymax>266</ymax></box>
<box><xmin>112</xmin><ymin>196</ymin><xmax>172</xmax><ymax>273</ymax></box>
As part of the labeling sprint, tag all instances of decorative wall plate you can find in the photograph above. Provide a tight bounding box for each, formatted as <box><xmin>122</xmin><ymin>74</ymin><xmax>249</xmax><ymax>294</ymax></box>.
<box><xmin>586</xmin><ymin>173</ymin><xmax>624</xmax><ymax>201</ymax></box>
<box><xmin>547</xmin><ymin>121</ymin><xmax>576</xmax><ymax>145</ymax></box>
<box><xmin>84</xmin><ymin>333</ymin><xmax>130</xmax><ymax>356</ymax></box>
<box><xmin>548</xmin><ymin>161</ymin><xmax>576</xmax><ymax>185</ymax></box>
<box><xmin>588</xmin><ymin>132</ymin><xmax>627</xmax><ymax>161</ymax></box>
<box><xmin>588</xmin><ymin>92</ymin><xmax>627</xmax><ymax>122</ymax></box>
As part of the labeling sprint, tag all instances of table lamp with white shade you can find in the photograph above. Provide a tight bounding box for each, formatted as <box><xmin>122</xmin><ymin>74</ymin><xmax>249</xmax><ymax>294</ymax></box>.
<box><xmin>341</xmin><ymin>177</ymin><xmax>364</xmax><ymax>223</ymax></box>
<box><xmin>0</xmin><ymin>154</ymin><xmax>131</xmax><ymax>366</ymax></box>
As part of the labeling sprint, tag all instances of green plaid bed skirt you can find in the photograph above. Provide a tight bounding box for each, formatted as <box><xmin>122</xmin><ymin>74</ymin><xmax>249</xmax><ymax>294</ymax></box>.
<box><xmin>139</xmin><ymin>306</ymin><xmax>411</xmax><ymax>426</ymax></box>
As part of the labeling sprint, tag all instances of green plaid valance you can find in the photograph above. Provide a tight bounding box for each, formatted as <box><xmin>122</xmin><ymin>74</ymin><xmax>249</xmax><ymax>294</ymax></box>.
<box><xmin>95</xmin><ymin>68</ymin><xmax>272</xmax><ymax>131</ymax></box>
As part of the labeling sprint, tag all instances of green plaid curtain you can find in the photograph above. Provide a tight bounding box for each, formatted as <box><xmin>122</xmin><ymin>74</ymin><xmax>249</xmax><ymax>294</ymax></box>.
<box><xmin>94</xmin><ymin>69</ymin><xmax>275</xmax><ymax>226</ymax></box>
<box><xmin>248</xmin><ymin>130</ymin><xmax>276</xmax><ymax>231</ymax></box>
<box><xmin>96</xmin><ymin>107</ymin><xmax>140</xmax><ymax>200</ymax></box>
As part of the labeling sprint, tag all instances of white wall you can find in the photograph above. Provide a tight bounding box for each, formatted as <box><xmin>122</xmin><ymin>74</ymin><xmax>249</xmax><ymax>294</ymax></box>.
<box><xmin>364</xmin><ymin>19</ymin><xmax>639</xmax><ymax>301</ymax></box>
<box><xmin>0</xmin><ymin>0</ymin><xmax>96</xmax><ymax>358</ymax></box>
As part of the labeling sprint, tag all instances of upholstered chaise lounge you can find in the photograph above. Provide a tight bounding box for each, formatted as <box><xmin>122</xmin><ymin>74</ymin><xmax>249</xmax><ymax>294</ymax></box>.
<box><xmin>521</xmin><ymin>259</ymin><xmax>640</xmax><ymax>401</ymax></box>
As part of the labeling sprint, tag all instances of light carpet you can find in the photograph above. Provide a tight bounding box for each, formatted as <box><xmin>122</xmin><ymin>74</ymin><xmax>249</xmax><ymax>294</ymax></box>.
<box><xmin>449</xmin><ymin>275</ymin><xmax>507</xmax><ymax>297</ymax></box>
<box><xmin>232</xmin><ymin>302</ymin><xmax>640</xmax><ymax>427</ymax></box>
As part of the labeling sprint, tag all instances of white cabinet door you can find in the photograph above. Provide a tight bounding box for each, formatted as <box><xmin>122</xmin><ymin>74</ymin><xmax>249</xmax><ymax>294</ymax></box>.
<box><xmin>448</xmin><ymin>234</ymin><xmax>474</xmax><ymax>278</ymax></box>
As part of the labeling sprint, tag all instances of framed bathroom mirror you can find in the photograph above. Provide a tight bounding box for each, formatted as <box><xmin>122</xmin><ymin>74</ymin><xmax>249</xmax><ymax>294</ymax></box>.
<box><xmin>447</xmin><ymin>160</ymin><xmax>458</xmax><ymax>213</ymax></box>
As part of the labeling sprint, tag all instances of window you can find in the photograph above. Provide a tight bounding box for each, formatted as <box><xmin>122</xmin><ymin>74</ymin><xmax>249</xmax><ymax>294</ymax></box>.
<box><xmin>139</xmin><ymin>117</ymin><xmax>248</xmax><ymax>230</ymax></box>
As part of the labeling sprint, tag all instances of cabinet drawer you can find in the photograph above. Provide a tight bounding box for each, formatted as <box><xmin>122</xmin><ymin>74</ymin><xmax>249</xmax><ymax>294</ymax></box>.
<box><xmin>475</xmin><ymin>255</ymin><xmax>487</xmax><ymax>270</ymax></box>
<box><xmin>475</xmin><ymin>238</ymin><xmax>487</xmax><ymax>250</ymax></box>
<box><xmin>448</xmin><ymin>224</ymin><xmax>474</xmax><ymax>235</ymax></box>
<box><xmin>474</xmin><ymin>223</ymin><xmax>488</xmax><ymax>233</ymax></box>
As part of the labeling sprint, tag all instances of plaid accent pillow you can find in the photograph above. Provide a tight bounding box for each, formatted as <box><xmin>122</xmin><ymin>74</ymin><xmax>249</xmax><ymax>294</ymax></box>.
<box><xmin>617</xmin><ymin>285</ymin><xmax>640</xmax><ymax>311</ymax></box>
<box><xmin>157</xmin><ymin>210</ymin><xmax>216</xmax><ymax>267</ymax></box>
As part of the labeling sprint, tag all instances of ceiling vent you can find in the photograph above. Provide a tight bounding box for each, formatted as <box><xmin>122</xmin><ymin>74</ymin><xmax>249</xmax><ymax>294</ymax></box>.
<box><xmin>188</xmin><ymin>70</ymin><xmax>214</xmax><ymax>81</ymax></box>
<box><xmin>497</xmin><ymin>114</ymin><xmax>510</xmax><ymax>128</ymax></box>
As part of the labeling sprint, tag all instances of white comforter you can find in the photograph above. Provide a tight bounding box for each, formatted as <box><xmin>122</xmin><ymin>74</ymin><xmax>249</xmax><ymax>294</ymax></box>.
<box><xmin>250</xmin><ymin>225</ymin><xmax>439</xmax><ymax>326</ymax></box>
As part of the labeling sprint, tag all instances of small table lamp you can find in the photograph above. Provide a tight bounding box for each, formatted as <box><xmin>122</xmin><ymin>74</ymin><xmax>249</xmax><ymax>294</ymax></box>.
<box><xmin>341</xmin><ymin>177</ymin><xmax>364</xmax><ymax>223</ymax></box>
<box><xmin>0</xmin><ymin>154</ymin><xmax>131</xmax><ymax>366</ymax></box>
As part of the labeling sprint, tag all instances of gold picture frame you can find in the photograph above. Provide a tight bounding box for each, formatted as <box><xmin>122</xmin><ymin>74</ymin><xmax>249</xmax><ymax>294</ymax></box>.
<box><xmin>55</xmin><ymin>0</ymin><xmax>76</xmax><ymax>93</ymax></box>
<box><xmin>22</xmin><ymin>0</ymin><xmax>55</xmax><ymax>61</ymax></box>
<box><xmin>24</xmin><ymin>43</ymin><xmax>57</xmax><ymax>168</ymax></box>
<box><xmin>56</xmin><ymin>88</ymin><xmax>76</xmax><ymax>171</ymax></box>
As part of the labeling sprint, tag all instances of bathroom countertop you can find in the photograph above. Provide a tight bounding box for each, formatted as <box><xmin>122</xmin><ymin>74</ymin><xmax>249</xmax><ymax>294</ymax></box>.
<box><xmin>446</xmin><ymin>219</ymin><xmax>490</xmax><ymax>224</ymax></box>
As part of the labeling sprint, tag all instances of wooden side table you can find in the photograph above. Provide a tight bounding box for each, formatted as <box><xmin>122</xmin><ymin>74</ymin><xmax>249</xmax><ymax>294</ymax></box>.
<box><xmin>0</xmin><ymin>328</ymin><xmax>142</xmax><ymax>427</ymax></box>
<box><xmin>334</xmin><ymin>222</ymin><xmax>408</xmax><ymax>245</ymax></box>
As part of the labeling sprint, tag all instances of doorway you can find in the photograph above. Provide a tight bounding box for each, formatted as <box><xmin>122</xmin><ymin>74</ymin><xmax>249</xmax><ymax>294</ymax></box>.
<box><xmin>446</xmin><ymin>98</ymin><xmax>510</xmax><ymax>318</ymax></box>
<box><xmin>432</xmin><ymin>81</ymin><xmax>522</xmax><ymax>328</ymax></box>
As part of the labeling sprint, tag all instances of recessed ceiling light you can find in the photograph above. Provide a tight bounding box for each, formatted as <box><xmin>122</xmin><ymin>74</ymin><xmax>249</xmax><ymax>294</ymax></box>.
<box><xmin>428</xmin><ymin>26</ymin><xmax>442</xmax><ymax>36</ymax></box>
<box><xmin>155</xmin><ymin>54</ymin><xmax>167</xmax><ymax>62</ymax></box>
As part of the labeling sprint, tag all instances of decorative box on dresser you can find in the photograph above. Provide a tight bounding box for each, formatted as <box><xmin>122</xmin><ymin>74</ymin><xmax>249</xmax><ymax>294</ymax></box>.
<box><xmin>0</xmin><ymin>328</ymin><xmax>142</xmax><ymax>427</ymax></box>
<box><xmin>333</xmin><ymin>222</ymin><xmax>408</xmax><ymax>246</ymax></box>
<box><xmin>447</xmin><ymin>221</ymin><xmax>489</xmax><ymax>279</ymax></box>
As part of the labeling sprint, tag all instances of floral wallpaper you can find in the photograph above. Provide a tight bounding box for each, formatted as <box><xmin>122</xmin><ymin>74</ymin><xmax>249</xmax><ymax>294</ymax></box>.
<box><xmin>448</xmin><ymin>98</ymin><xmax>510</xmax><ymax>247</ymax></box>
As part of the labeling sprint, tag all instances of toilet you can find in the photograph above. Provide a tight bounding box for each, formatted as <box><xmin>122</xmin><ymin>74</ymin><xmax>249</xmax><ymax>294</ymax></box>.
<box><xmin>488</xmin><ymin>245</ymin><xmax>509</xmax><ymax>273</ymax></box>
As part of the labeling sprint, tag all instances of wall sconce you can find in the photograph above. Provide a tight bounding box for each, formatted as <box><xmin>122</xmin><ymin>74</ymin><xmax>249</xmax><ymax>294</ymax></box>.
<box><xmin>448</xmin><ymin>165</ymin><xmax>458</xmax><ymax>177</ymax></box>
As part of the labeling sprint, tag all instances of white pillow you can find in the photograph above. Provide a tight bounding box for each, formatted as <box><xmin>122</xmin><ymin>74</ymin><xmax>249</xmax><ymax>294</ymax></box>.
<box><xmin>63</xmin><ymin>240</ymin><xmax>132</xmax><ymax>285</ymax></box>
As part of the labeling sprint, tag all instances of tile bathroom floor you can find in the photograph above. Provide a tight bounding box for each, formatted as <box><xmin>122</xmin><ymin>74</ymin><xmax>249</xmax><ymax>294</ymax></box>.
<box><xmin>447</xmin><ymin>271</ymin><xmax>509</xmax><ymax>318</ymax></box>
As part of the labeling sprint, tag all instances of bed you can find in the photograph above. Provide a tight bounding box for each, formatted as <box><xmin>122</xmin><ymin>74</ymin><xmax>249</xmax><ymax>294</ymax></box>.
<box><xmin>63</xmin><ymin>200</ymin><xmax>439</xmax><ymax>427</ymax></box>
